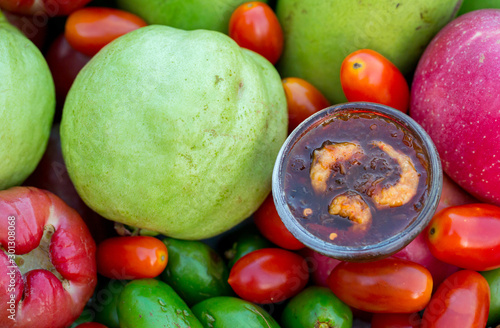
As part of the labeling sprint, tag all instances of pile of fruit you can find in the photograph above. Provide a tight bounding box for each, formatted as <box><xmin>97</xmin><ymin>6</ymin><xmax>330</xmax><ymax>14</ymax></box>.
<box><xmin>1</xmin><ymin>0</ymin><xmax>500</xmax><ymax>327</ymax></box>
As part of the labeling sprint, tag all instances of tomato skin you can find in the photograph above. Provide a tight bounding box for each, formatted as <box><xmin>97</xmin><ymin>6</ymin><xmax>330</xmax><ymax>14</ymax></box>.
<box><xmin>229</xmin><ymin>2</ymin><xmax>283</xmax><ymax>64</ymax></box>
<box><xmin>96</xmin><ymin>236</ymin><xmax>168</xmax><ymax>279</ymax></box>
<box><xmin>421</xmin><ymin>270</ymin><xmax>490</xmax><ymax>328</ymax></box>
<box><xmin>282</xmin><ymin>77</ymin><xmax>330</xmax><ymax>133</ymax></box>
<box><xmin>426</xmin><ymin>203</ymin><xmax>500</xmax><ymax>271</ymax></box>
<box><xmin>65</xmin><ymin>7</ymin><xmax>147</xmax><ymax>56</ymax></box>
<box><xmin>327</xmin><ymin>258</ymin><xmax>432</xmax><ymax>313</ymax></box>
<box><xmin>253</xmin><ymin>195</ymin><xmax>305</xmax><ymax>250</ymax></box>
<box><xmin>340</xmin><ymin>49</ymin><xmax>409</xmax><ymax>113</ymax></box>
<box><xmin>228</xmin><ymin>248</ymin><xmax>309</xmax><ymax>304</ymax></box>
<box><xmin>371</xmin><ymin>313</ymin><xmax>421</xmax><ymax>328</ymax></box>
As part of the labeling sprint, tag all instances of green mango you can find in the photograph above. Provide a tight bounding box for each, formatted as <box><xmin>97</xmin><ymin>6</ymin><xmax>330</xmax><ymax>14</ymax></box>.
<box><xmin>281</xmin><ymin>286</ymin><xmax>352</xmax><ymax>328</ymax></box>
<box><xmin>481</xmin><ymin>268</ymin><xmax>500</xmax><ymax>327</ymax></box>
<box><xmin>276</xmin><ymin>0</ymin><xmax>463</xmax><ymax>104</ymax></box>
<box><xmin>60</xmin><ymin>26</ymin><xmax>287</xmax><ymax>239</ymax></box>
<box><xmin>160</xmin><ymin>238</ymin><xmax>233</xmax><ymax>306</ymax></box>
<box><xmin>116</xmin><ymin>0</ymin><xmax>267</xmax><ymax>34</ymax></box>
<box><xmin>192</xmin><ymin>296</ymin><xmax>280</xmax><ymax>328</ymax></box>
<box><xmin>458</xmin><ymin>0</ymin><xmax>500</xmax><ymax>15</ymax></box>
<box><xmin>117</xmin><ymin>279</ymin><xmax>203</xmax><ymax>328</ymax></box>
<box><xmin>0</xmin><ymin>12</ymin><xmax>55</xmax><ymax>190</ymax></box>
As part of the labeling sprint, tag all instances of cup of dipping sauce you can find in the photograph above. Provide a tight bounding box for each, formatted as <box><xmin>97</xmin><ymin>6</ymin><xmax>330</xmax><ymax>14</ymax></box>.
<box><xmin>272</xmin><ymin>102</ymin><xmax>442</xmax><ymax>262</ymax></box>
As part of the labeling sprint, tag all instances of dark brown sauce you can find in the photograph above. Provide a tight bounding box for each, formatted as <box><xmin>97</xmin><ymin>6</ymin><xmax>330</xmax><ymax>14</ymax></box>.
<box><xmin>284</xmin><ymin>111</ymin><xmax>430</xmax><ymax>247</ymax></box>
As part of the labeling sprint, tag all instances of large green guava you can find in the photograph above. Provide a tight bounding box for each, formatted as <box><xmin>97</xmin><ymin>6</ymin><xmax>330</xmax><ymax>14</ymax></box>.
<box><xmin>60</xmin><ymin>26</ymin><xmax>287</xmax><ymax>240</ymax></box>
<box><xmin>116</xmin><ymin>0</ymin><xmax>267</xmax><ymax>34</ymax></box>
<box><xmin>0</xmin><ymin>12</ymin><xmax>55</xmax><ymax>190</ymax></box>
<box><xmin>276</xmin><ymin>0</ymin><xmax>463</xmax><ymax>104</ymax></box>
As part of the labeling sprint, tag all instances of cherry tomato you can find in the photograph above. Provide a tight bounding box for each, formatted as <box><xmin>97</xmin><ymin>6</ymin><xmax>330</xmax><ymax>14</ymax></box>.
<box><xmin>282</xmin><ymin>77</ymin><xmax>330</xmax><ymax>133</ymax></box>
<box><xmin>421</xmin><ymin>270</ymin><xmax>490</xmax><ymax>328</ymax></box>
<box><xmin>45</xmin><ymin>34</ymin><xmax>91</xmax><ymax>114</ymax></box>
<box><xmin>371</xmin><ymin>313</ymin><xmax>421</xmax><ymax>328</ymax></box>
<box><xmin>96</xmin><ymin>236</ymin><xmax>168</xmax><ymax>280</ymax></box>
<box><xmin>426</xmin><ymin>203</ymin><xmax>500</xmax><ymax>271</ymax></box>
<box><xmin>253</xmin><ymin>194</ymin><xmax>305</xmax><ymax>250</ymax></box>
<box><xmin>229</xmin><ymin>2</ymin><xmax>283</xmax><ymax>64</ymax></box>
<box><xmin>228</xmin><ymin>248</ymin><xmax>309</xmax><ymax>304</ymax></box>
<box><xmin>340</xmin><ymin>49</ymin><xmax>410</xmax><ymax>113</ymax></box>
<box><xmin>65</xmin><ymin>7</ymin><xmax>147</xmax><ymax>56</ymax></box>
<box><xmin>75</xmin><ymin>323</ymin><xmax>108</xmax><ymax>328</ymax></box>
<box><xmin>327</xmin><ymin>258</ymin><xmax>432</xmax><ymax>313</ymax></box>
<box><xmin>0</xmin><ymin>0</ymin><xmax>91</xmax><ymax>16</ymax></box>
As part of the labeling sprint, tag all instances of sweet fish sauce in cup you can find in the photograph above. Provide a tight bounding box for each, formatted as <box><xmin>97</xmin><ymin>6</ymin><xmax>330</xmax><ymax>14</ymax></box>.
<box><xmin>273</xmin><ymin>102</ymin><xmax>442</xmax><ymax>261</ymax></box>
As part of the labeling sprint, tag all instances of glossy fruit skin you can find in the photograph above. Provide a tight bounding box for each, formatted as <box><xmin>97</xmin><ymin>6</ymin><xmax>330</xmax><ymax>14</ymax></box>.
<box><xmin>427</xmin><ymin>203</ymin><xmax>500</xmax><ymax>271</ymax></box>
<box><xmin>282</xmin><ymin>77</ymin><xmax>330</xmax><ymax>133</ymax></box>
<box><xmin>228</xmin><ymin>248</ymin><xmax>309</xmax><ymax>304</ymax></box>
<box><xmin>160</xmin><ymin>238</ymin><xmax>233</xmax><ymax>306</ymax></box>
<box><xmin>117</xmin><ymin>279</ymin><xmax>203</xmax><ymax>328</ymax></box>
<box><xmin>421</xmin><ymin>270</ymin><xmax>490</xmax><ymax>328</ymax></box>
<box><xmin>97</xmin><ymin>236</ymin><xmax>168</xmax><ymax>280</ymax></box>
<box><xmin>222</xmin><ymin>226</ymin><xmax>273</xmax><ymax>268</ymax></box>
<box><xmin>253</xmin><ymin>194</ymin><xmax>304</xmax><ymax>250</ymax></box>
<box><xmin>327</xmin><ymin>258</ymin><xmax>433</xmax><ymax>313</ymax></box>
<box><xmin>192</xmin><ymin>296</ymin><xmax>280</xmax><ymax>328</ymax></box>
<box><xmin>0</xmin><ymin>0</ymin><xmax>92</xmax><ymax>15</ymax></box>
<box><xmin>229</xmin><ymin>1</ymin><xmax>283</xmax><ymax>64</ymax></box>
<box><xmin>281</xmin><ymin>286</ymin><xmax>352</xmax><ymax>328</ymax></box>
<box><xmin>371</xmin><ymin>313</ymin><xmax>421</xmax><ymax>328</ymax></box>
<box><xmin>91</xmin><ymin>280</ymin><xmax>127</xmax><ymax>328</ymax></box>
<box><xmin>65</xmin><ymin>7</ymin><xmax>147</xmax><ymax>56</ymax></box>
<box><xmin>340</xmin><ymin>49</ymin><xmax>410</xmax><ymax>113</ymax></box>
<box><xmin>481</xmin><ymin>267</ymin><xmax>500</xmax><ymax>326</ymax></box>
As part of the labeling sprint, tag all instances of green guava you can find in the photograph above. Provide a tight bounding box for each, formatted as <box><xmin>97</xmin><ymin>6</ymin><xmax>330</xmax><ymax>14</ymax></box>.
<box><xmin>116</xmin><ymin>0</ymin><xmax>267</xmax><ymax>34</ymax></box>
<box><xmin>0</xmin><ymin>13</ymin><xmax>55</xmax><ymax>190</ymax></box>
<box><xmin>276</xmin><ymin>0</ymin><xmax>463</xmax><ymax>104</ymax></box>
<box><xmin>60</xmin><ymin>26</ymin><xmax>287</xmax><ymax>240</ymax></box>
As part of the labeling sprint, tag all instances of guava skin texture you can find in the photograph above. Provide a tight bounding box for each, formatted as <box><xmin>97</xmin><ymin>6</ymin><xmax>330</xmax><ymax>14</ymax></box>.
<box><xmin>0</xmin><ymin>15</ymin><xmax>55</xmax><ymax>190</ymax></box>
<box><xmin>116</xmin><ymin>0</ymin><xmax>267</xmax><ymax>34</ymax></box>
<box><xmin>61</xmin><ymin>26</ymin><xmax>287</xmax><ymax>240</ymax></box>
<box><xmin>411</xmin><ymin>10</ymin><xmax>500</xmax><ymax>205</ymax></box>
<box><xmin>276</xmin><ymin>0</ymin><xmax>463</xmax><ymax>104</ymax></box>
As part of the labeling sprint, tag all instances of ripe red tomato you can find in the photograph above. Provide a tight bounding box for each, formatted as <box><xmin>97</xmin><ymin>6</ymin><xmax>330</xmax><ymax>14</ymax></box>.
<box><xmin>228</xmin><ymin>248</ymin><xmax>309</xmax><ymax>304</ymax></box>
<box><xmin>327</xmin><ymin>258</ymin><xmax>433</xmax><ymax>313</ymax></box>
<box><xmin>253</xmin><ymin>195</ymin><xmax>304</xmax><ymax>250</ymax></box>
<box><xmin>426</xmin><ymin>203</ymin><xmax>500</xmax><ymax>271</ymax></box>
<box><xmin>96</xmin><ymin>236</ymin><xmax>168</xmax><ymax>280</ymax></box>
<box><xmin>371</xmin><ymin>313</ymin><xmax>421</xmax><ymax>328</ymax></box>
<box><xmin>65</xmin><ymin>7</ymin><xmax>147</xmax><ymax>56</ymax></box>
<box><xmin>340</xmin><ymin>49</ymin><xmax>409</xmax><ymax>113</ymax></box>
<box><xmin>282</xmin><ymin>77</ymin><xmax>330</xmax><ymax>133</ymax></box>
<box><xmin>229</xmin><ymin>2</ymin><xmax>283</xmax><ymax>64</ymax></box>
<box><xmin>75</xmin><ymin>323</ymin><xmax>108</xmax><ymax>328</ymax></box>
<box><xmin>45</xmin><ymin>34</ymin><xmax>91</xmax><ymax>112</ymax></box>
<box><xmin>421</xmin><ymin>270</ymin><xmax>490</xmax><ymax>328</ymax></box>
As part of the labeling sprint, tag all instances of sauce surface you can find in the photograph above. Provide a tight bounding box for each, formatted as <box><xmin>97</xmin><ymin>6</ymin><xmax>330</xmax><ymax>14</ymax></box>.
<box><xmin>284</xmin><ymin>111</ymin><xmax>429</xmax><ymax>247</ymax></box>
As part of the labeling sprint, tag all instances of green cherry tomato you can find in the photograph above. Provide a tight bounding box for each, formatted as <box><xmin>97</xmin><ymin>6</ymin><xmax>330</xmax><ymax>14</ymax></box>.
<box><xmin>192</xmin><ymin>296</ymin><xmax>280</xmax><ymax>328</ymax></box>
<box><xmin>281</xmin><ymin>286</ymin><xmax>352</xmax><ymax>328</ymax></box>
<box><xmin>160</xmin><ymin>238</ymin><xmax>233</xmax><ymax>306</ymax></box>
<box><xmin>117</xmin><ymin>279</ymin><xmax>203</xmax><ymax>328</ymax></box>
<box><xmin>91</xmin><ymin>280</ymin><xmax>127</xmax><ymax>328</ymax></box>
<box><xmin>221</xmin><ymin>225</ymin><xmax>273</xmax><ymax>268</ymax></box>
<box><xmin>481</xmin><ymin>267</ymin><xmax>500</xmax><ymax>326</ymax></box>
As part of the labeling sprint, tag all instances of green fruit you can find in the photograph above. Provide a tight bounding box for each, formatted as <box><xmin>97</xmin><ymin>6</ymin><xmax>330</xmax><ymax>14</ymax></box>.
<box><xmin>458</xmin><ymin>0</ymin><xmax>500</xmax><ymax>15</ymax></box>
<box><xmin>160</xmin><ymin>238</ymin><xmax>233</xmax><ymax>306</ymax></box>
<box><xmin>276</xmin><ymin>0</ymin><xmax>462</xmax><ymax>103</ymax></box>
<box><xmin>117</xmin><ymin>0</ymin><xmax>268</xmax><ymax>34</ymax></box>
<box><xmin>60</xmin><ymin>26</ymin><xmax>287</xmax><ymax>239</ymax></box>
<box><xmin>192</xmin><ymin>296</ymin><xmax>280</xmax><ymax>328</ymax></box>
<box><xmin>0</xmin><ymin>15</ymin><xmax>55</xmax><ymax>190</ymax></box>
<box><xmin>93</xmin><ymin>280</ymin><xmax>127</xmax><ymax>328</ymax></box>
<box><xmin>117</xmin><ymin>279</ymin><xmax>203</xmax><ymax>328</ymax></box>
<box><xmin>481</xmin><ymin>268</ymin><xmax>500</xmax><ymax>326</ymax></box>
<box><xmin>220</xmin><ymin>225</ymin><xmax>272</xmax><ymax>268</ymax></box>
<box><xmin>281</xmin><ymin>286</ymin><xmax>352</xmax><ymax>328</ymax></box>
